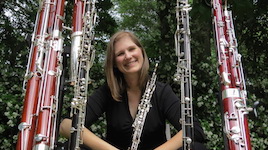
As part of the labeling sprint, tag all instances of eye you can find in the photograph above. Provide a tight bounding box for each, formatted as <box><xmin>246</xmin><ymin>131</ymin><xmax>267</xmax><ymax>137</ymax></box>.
<box><xmin>116</xmin><ymin>52</ymin><xmax>124</xmax><ymax>56</ymax></box>
<box><xmin>128</xmin><ymin>46</ymin><xmax>136</xmax><ymax>51</ymax></box>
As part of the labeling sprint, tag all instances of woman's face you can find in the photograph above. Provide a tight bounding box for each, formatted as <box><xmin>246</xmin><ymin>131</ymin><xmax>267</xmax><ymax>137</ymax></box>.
<box><xmin>114</xmin><ymin>36</ymin><xmax>144</xmax><ymax>77</ymax></box>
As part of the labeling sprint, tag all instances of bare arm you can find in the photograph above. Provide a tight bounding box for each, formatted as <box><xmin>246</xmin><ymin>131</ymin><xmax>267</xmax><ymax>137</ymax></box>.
<box><xmin>59</xmin><ymin>118</ymin><xmax>119</xmax><ymax>150</ymax></box>
<box><xmin>154</xmin><ymin>130</ymin><xmax>183</xmax><ymax>150</ymax></box>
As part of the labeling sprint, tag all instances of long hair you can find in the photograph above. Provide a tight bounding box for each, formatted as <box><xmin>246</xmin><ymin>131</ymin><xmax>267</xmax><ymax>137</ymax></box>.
<box><xmin>105</xmin><ymin>31</ymin><xmax>149</xmax><ymax>101</ymax></box>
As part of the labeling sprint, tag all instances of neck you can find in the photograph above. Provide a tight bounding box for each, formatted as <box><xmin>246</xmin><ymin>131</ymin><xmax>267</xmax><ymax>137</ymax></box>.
<box><xmin>124</xmin><ymin>74</ymin><xmax>140</xmax><ymax>91</ymax></box>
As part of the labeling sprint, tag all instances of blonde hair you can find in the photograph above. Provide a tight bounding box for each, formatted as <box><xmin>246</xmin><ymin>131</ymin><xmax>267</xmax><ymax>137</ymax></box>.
<box><xmin>105</xmin><ymin>31</ymin><xmax>149</xmax><ymax>101</ymax></box>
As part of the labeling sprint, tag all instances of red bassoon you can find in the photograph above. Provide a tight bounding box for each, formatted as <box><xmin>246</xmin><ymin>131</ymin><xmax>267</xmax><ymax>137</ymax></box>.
<box><xmin>212</xmin><ymin>0</ymin><xmax>252</xmax><ymax>149</ymax></box>
<box><xmin>17</xmin><ymin>0</ymin><xmax>65</xmax><ymax>149</ymax></box>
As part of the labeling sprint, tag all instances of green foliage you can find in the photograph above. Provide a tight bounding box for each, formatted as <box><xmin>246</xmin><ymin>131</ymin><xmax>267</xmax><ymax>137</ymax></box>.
<box><xmin>0</xmin><ymin>0</ymin><xmax>116</xmax><ymax>148</ymax></box>
<box><xmin>112</xmin><ymin>0</ymin><xmax>268</xmax><ymax>149</ymax></box>
<box><xmin>232</xmin><ymin>1</ymin><xmax>268</xmax><ymax>148</ymax></box>
<box><xmin>0</xmin><ymin>1</ymin><xmax>38</xmax><ymax>148</ymax></box>
<box><xmin>1</xmin><ymin>0</ymin><xmax>267</xmax><ymax>149</ymax></box>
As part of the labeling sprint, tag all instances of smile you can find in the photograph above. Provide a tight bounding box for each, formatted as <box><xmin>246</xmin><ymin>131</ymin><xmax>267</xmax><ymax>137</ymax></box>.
<box><xmin>125</xmin><ymin>60</ymin><xmax>138</xmax><ymax>67</ymax></box>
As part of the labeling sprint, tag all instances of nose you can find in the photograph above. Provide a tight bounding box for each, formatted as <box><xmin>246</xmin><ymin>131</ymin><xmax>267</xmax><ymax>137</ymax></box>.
<box><xmin>125</xmin><ymin>51</ymin><xmax>132</xmax><ymax>60</ymax></box>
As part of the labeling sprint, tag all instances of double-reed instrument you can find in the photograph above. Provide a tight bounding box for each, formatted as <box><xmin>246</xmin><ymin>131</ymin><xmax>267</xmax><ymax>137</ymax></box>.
<box><xmin>17</xmin><ymin>0</ymin><xmax>97</xmax><ymax>149</ymax></box>
<box><xmin>129</xmin><ymin>63</ymin><xmax>159</xmax><ymax>150</ymax></box>
<box><xmin>16</xmin><ymin>0</ymin><xmax>253</xmax><ymax>149</ymax></box>
<box><xmin>17</xmin><ymin>0</ymin><xmax>65</xmax><ymax>149</ymax></box>
<box><xmin>68</xmin><ymin>0</ymin><xmax>97</xmax><ymax>149</ymax></box>
<box><xmin>174</xmin><ymin>0</ymin><xmax>194</xmax><ymax>149</ymax></box>
<box><xmin>212</xmin><ymin>0</ymin><xmax>252</xmax><ymax>149</ymax></box>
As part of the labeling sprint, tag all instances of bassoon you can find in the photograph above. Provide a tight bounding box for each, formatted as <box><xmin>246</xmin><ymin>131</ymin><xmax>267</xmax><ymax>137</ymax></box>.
<box><xmin>174</xmin><ymin>0</ymin><xmax>194</xmax><ymax>149</ymax></box>
<box><xmin>17</xmin><ymin>0</ymin><xmax>65</xmax><ymax>149</ymax></box>
<box><xmin>212</xmin><ymin>0</ymin><xmax>252</xmax><ymax>149</ymax></box>
<box><xmin>17</xmin><ymin>0</ymin><xmax>97</xmax><ymax>149</ymax></box>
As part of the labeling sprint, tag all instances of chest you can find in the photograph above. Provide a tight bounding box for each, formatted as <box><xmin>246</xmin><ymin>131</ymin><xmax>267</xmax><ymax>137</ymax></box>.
<box><xmin>127</xmin><ymin>91</ymin><xmax>141</xmax><ymax>119</ymax></box>
<box><xmin>105</xmin><ymin>98</ymin><xmax>166</xmax><ymax>149</ymax></box>
<box><xmin>106</xmin><ymin>95</ymin><xmax>165</xmax><ymax>134</ymax></box>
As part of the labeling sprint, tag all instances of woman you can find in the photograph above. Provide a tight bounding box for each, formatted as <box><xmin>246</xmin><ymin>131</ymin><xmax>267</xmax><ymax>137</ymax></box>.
<box><xmin>60</xmin><ymin>31</ymin><xmax>207</xmax><ymax>150</ymax></box>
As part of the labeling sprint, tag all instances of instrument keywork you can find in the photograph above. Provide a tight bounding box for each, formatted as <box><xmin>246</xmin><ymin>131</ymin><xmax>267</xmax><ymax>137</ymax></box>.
<box><xmin>174</xmin><ymin>0</ymin><xmax>194</xmax><ymax>149</ymax></box>
<box><xmin>69</xmin><ymin>0</ymin><xmax>97</xmax><ymax>149</ymax></box>
<box><xmin>16</xmin><ymin>0</ymin><xmax>253</xmax><ymax>149</ymax></box>
<box><xmin>17</xmin><ymin>0</ymin><xmax>97</xmax><ymax>149</ymax></box>
<box><xmin>212</xmin><ymin>0</ymin><xmax>252</xmax><ymax>149</ymax></box>
<box><xmin>17</xmin><ymin>0</ymin><xmax>66</xmax><ymax>149</ymax></box>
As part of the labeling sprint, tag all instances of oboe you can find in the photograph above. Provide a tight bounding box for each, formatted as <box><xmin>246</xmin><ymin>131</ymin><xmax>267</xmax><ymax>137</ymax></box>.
<box><xmin>17</xmin><ymin>0</ymin><xmax>65</xmax><ymax>149</ymax></box>
<box><xmin>69</xmin><ymin>0</ymin><xmax>97</xmax><ymax>149</ymax></box>
<box><xmin>174</xmin><ymin>0</ymin><xmax>194</xmax><ymax>150</ymax></box>
<box><xmin>129</xmin><ymin>63</ymin><xmax>159</xmax><ymax>150</ymax></box>
<box><xmin>212</xmin><ymin>0</ymin><xmax>252</xmax><ymax>149</ymax></box>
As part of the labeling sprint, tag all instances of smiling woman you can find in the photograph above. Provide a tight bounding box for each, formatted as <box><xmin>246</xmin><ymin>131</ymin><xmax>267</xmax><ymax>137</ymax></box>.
<box><xmin>105</xmin><ymin>31</ymin><xmax>149</xmax><ymax>102</ymax></box>
<box><xmin>59</xmin><ymin>31</ymin><xmax>207</xmax><ymax>150</ymax></box>
<box><xmin>114</xmin><ymin>36</ymin><xmax>144</xmax><ymax>78</ymax></box>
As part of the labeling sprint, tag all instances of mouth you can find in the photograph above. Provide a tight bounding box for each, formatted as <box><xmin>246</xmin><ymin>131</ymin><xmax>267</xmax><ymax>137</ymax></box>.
<box><xmin>124</xmin><ymin>60</ymin><xmax>137</xmax><ymax>67</ymax></box>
